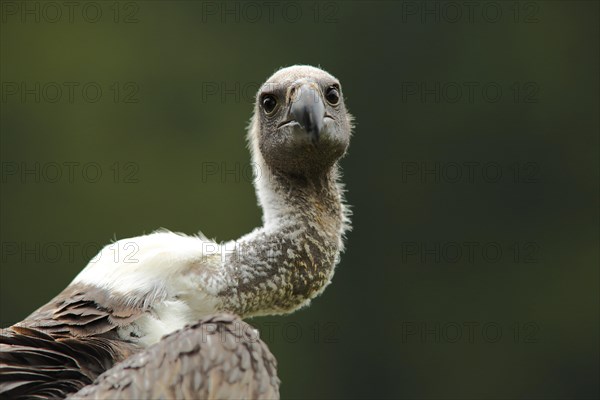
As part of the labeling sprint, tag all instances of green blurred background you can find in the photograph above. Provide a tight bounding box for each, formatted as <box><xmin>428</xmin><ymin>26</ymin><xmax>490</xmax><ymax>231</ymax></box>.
<box><xmin>1</xmin><ymin>1</ymin><xmax>598</xmax><ymax>398</ymax></box>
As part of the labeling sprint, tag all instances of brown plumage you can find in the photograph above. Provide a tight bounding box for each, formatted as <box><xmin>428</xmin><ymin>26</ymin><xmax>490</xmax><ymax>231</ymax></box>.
<box><xmin>0</xmin><ymin>284</ymin><xmax>147</xmax><ymax>398</ymax></box>
<box><xmin>15</xmin><ymin>284</ymin><xmax>145</xmax><ymax>338</ymax></box>
<box><xmin>67</xmin><ymin>314</ymin><xmax>279</xmax><ymax>400</ymax></box>
<box><xmin>0</xmin><ymin>325</ymin><xmax>138</xmax><ymax>398</ymax></box>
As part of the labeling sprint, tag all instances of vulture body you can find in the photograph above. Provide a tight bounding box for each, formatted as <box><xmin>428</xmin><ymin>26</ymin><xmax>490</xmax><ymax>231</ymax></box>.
<box><xmin>1</xmin><ymin>65</ymin><xmax>353</xmax><ymax>399</ymax></box>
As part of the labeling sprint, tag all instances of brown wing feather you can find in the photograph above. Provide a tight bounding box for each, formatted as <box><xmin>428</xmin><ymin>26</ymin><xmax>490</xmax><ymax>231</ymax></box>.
<box><xmin>20</xmin><ymin>283</ymin><xmax>144</xmax><ymax>337</ymax></box>
<box><xmin>0</xmin><ymin>326</ymin><xmax>139</xmax><ymax>399</ymax></box>
<box><xmin>68</xmin><ymin>314</ymin><xmax>280</xmax><ymax>400</ymax></box>
<box><xmin>1</xmin><ymin>283</ymin><xmax>144</xmax><ymax>399</ymax></box>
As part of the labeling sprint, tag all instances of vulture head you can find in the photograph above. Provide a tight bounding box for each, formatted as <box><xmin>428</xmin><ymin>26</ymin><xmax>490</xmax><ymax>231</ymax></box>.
<box><xmin>250</xmin><ymin>65</ymin><xmax>353</xmax><ymax>177</ymax></box>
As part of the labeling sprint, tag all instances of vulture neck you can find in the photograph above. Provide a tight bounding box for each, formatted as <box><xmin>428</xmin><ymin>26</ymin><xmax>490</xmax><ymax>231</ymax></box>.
<box><xmin>217</xmin><ymin>154</ymin><xmax>348</xmax><ymax>317</ymax></box>
<box><xmin>26</xmin><ymin>142</ymin><xmax>349</xmax><ymax>347</ymax></box>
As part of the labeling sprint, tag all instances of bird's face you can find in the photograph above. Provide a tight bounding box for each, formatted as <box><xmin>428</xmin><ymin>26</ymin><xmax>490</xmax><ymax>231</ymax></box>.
<box><xmin>252</xmin><ymin>65</ymin><xmax>352</xmax><ymax>177</ymax></box>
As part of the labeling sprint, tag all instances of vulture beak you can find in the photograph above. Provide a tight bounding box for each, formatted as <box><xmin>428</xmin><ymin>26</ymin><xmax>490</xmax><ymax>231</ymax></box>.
<box><xmin>289</xmin><ymin>84</ymin><xmax>325</xmax><ymax>143</ymax></box>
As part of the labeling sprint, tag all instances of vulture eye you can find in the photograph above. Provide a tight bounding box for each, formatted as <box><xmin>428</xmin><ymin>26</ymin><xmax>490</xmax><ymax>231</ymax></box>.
<box><xmin>325</xmin><ymin>86</ymin><xmax>340</xmax><ymax>105</ymax></box>
<box><xmin>261</xmin><ymin>94</ymin><xmax>278</xmax><ymax>114</ymax></box>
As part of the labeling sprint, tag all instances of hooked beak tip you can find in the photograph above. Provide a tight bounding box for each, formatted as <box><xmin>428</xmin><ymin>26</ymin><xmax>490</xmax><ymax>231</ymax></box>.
<box><xmin>289</xmin><ymin>84</ymin><xmax>325</xmax><ymax>141</ymax></box>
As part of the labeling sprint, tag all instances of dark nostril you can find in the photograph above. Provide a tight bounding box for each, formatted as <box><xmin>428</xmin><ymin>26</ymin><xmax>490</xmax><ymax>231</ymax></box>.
<box><xmin>289</xmin><ymin>86</ymin><xmax>296</xmax><ymax>99</ymax></box>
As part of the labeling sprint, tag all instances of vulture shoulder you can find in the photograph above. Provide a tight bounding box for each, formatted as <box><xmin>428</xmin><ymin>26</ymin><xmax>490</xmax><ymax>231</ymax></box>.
<box><xmin>67</xmin><ymin>314</ymin><xmax>280</xmax><ymax>400</ymax></box>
